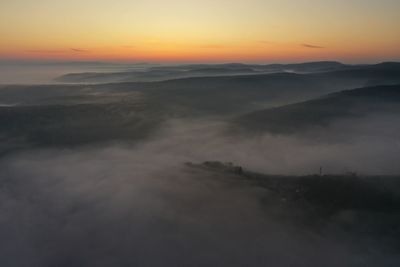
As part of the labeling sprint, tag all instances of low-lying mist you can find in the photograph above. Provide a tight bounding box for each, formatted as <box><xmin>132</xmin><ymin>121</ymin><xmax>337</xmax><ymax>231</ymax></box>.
<box><xmin>0</xmin><ymin>62</ymin><xmax>142</xmax><ymax>84</ymax></box>
<box><xmin>1</xmin><ymin>116</ymin><xmax>400</xmax><ymax>266</ymax></box>
<box><xmin>124</xmin><ymin>117</ymin><xmax>400</xmax><ymax>176</ymax></box>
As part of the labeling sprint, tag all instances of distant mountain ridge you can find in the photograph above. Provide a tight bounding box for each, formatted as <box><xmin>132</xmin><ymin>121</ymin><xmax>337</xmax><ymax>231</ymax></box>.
<box><xmin>55</xmin><ymin>61</ymin><xmax>400</xmax><ymax>84</ymax></box>
<box><xmin>3</xmin><ymin>63</ymin><xmax>400</xmax><ymax>115</ymax></box>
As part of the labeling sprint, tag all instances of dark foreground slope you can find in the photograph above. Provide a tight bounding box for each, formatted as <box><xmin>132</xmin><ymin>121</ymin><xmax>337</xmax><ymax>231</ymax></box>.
<box><xmin>1</xmin><ymin>153</ymin><xmax>400</xmax><ymax>267</ymax></box>
<box><xmin>190</xmin><ymin>161</ymin><xmax>400</xmax><ymax>214</ymax></box>
<box><xmin>187</xmin><ymin>161</ymin><xmax>400</xmax><ymax>253</ymax></box>
<box><xmin>235</xmin><ymin>84</ymin><xmax>400</xmax><ymax>134</ymax></box>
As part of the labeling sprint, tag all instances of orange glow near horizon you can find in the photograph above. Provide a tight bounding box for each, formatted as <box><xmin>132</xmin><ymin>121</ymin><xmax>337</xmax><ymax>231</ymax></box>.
<box><xmin>1</xmin><ymin>0</ymin><xmax>399</xmax><ymax>63</ymax></box>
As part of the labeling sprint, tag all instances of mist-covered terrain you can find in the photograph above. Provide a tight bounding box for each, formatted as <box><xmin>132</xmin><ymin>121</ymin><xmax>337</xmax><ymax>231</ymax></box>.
<box><xmin>55</xmin><ymin>61</ymin><xmax>398</xmax><ymax>84</ymax></box>
<box><xmin>1</xmin><ymin>61</ymin><xmax>400</xmax><ymax>266</ymax></box>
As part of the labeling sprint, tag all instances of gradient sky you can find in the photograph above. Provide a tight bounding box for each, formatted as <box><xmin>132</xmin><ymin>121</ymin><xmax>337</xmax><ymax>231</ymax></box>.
<box><xmin>0</xmin><ymin>0</ymin><xmax>399</xmax><ymax>63</ymax></box>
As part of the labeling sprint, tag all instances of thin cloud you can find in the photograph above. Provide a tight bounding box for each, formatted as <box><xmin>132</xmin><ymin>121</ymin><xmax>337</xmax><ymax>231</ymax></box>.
<box><xmin>71</xmin><ymin>48</ymin><xmax>89</xmax><ymax>53</ymax></box>
<box><xmin>27</xmin><ymin>48</ymin><xmax>90</xmax><ymax>54</ymax></box>
<box><xmin>302</xmin><ymin>43</ymin><xmax>325</xmax><ymax>49</ymax></box>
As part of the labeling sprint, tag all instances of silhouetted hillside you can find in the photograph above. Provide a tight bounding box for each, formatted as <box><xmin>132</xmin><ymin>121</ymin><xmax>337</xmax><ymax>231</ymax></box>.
<box><xmin>0</xmin><ymin>99</ymin><xmax>164</xmax><ymax>151</ymax></box>
<box><xmin>235</xmin><ymin>84</ymin><xmax>400</xmax><ymax>134</ymax></box>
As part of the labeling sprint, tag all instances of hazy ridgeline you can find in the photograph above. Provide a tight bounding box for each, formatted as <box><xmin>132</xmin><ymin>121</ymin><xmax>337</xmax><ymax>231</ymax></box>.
<box><xmin>0</xmin><ymin>61</ymin><xmax>400</xmax><ymax>266</ymax></box>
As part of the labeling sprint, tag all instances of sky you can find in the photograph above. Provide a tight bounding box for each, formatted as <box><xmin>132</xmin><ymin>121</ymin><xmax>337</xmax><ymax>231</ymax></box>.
<box><xmin>0</xmin><ymin>0</ymin><xmax>399</xmax><ymax>63</ymax></box>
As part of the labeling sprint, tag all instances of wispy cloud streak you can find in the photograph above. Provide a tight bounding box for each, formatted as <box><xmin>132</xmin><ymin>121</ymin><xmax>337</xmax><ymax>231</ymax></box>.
<box><xmin>302</xmin><ymin>43</ymin><xmax>325</xmax><ymax>49</ymax></box>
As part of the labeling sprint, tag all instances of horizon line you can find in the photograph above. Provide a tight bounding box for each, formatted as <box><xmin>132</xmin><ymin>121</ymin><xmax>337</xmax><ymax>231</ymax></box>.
<box><xmin>1</xmin><ymin>59</ymin><xmax>399</xmax><ymax>66</ymax></box>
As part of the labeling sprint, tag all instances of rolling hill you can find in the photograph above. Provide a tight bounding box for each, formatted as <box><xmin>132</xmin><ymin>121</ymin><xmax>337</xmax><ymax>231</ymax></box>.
<box><xmin>235</xmin><ymin>84</ymin><xmax>400</xmax><ymax>134</ymax></box>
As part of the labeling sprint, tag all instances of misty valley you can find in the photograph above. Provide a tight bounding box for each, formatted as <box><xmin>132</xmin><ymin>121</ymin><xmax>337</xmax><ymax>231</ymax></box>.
<box><xmin>1</xmin><ymin>61</ymin><xmax>400</xmax><ymax>266</ymax></box>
